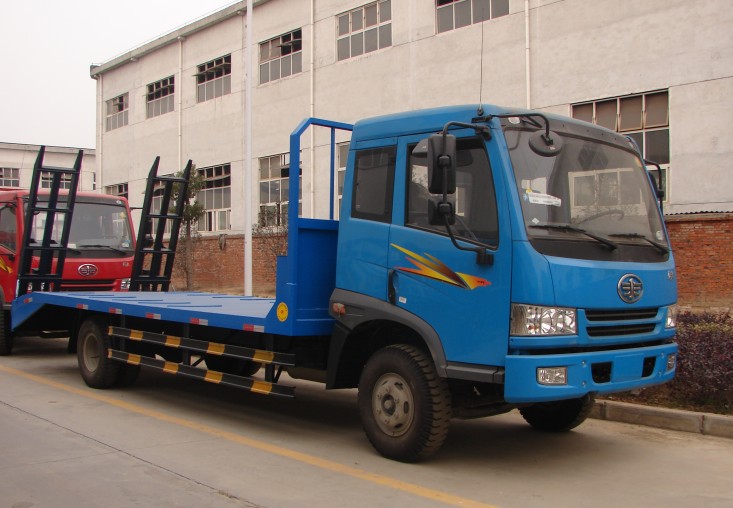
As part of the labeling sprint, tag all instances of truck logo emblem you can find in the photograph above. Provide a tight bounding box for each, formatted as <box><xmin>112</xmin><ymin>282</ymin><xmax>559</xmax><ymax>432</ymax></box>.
<box><xmin>618</xmin><ymin>274</ymin><xmax>643</xmax><ymax>303</ymax></box>
<box><xmin>78</xmin><ymin>264</ymin><xmax>99</xmax><ymax>277</ymax></box>
<box><xmin>391</xmin><ymin>244</ymin><xmax>490</xmax><ymax>290</ymax></box>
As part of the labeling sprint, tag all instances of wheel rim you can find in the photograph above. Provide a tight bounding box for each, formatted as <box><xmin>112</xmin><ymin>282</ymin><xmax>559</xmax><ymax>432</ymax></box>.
<box><xmin>372</xmin><ymin>372</ymin><xmax>414</xmax><ymax>437</ymax></box>
<box><xmin>81</xmin><ymin>334</ymin><xmax>100</xmax><ymax>372</ymax></box>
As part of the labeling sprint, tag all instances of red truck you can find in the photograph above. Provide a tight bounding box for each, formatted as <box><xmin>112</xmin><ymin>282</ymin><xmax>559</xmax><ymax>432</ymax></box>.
<box><xmin>0</xmin><ymin>153</ymin><xmax>137</xmax><ymax>355</ymax></box>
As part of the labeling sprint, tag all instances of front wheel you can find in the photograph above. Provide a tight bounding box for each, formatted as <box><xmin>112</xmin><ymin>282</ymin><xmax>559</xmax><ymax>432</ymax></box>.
<box><xmin>519</xmin><ymin>394</ymin><xmax>596</xmax><ymax>432</ymax></box>
<box><xmin>358</xmin><ymin>344</ymin><xmax>452</xmax><ymax>462</ymax></box>
<box><xmin>77</xmin><ymin>318</ymin><xmax>120</xmax><ymax>388</ymax></box>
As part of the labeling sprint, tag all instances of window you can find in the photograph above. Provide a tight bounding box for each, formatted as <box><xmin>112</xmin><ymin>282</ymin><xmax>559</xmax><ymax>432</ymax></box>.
<box><xmin>572</xmin><ymin>90</ymin><xmax>670</xmax><ymax>200</ymax></box>
<box><xmin>105</xmin><ymin>183</ymin><xmax>128</xmax><ymax>199</ymax></box>
<box><xmin>260</xmin><ymin>29</ymin><xmax>303</xmax><ymax>85</ymax></box>
<box><xmin>352</xmin><ymin>146</ymin><xmax>396</xmax><ymax>222</ymax></box>
<box><xmin>0</xmin><ymin>205</ymin><xmax>17</xmax><ymax>251</ymax></box>
<box><xmin>336</xmin><ymin>143</ymin><xmax>349</xmax><ymax>218</ymax></box>
<box><xmin>197</xmin><ymin>54</ymin><xmax>231</xmax><ymax>102</ymax></box>
<box><xmin>41</xmin><ymin>172</ymin><xmax>72</xmax><ymax>190</ymax></box>
<box><xmin>105</xmin><ymin>93</ymin><xmax>129</xmax><ymax>131</ymax></box>
<box><xmin>436</xmin><ymin>0</ymin><xmax>509</xmax><ymax>33</ymax></box>
<box><xmin>197</xmin><ymin>164</ymin><xmax>231</xmax><ymax>232</ymax></box>
<box><xmin>337</xmin><ymin>1</ymin><xmax>392</xmax><ymax>61</ymax></box>
<box><xmin>407</xmin><ymin>138</ymin><xmax>498</xmax><ymax>245</ymax></box>
<box><xmin>146</xmin><ymin>76</ymin><xmax>175</xmax><ymax>118</ymax></box>
<box><xmin>259</xmin><ymin>153</ymin><xmax>301</xmax><ymax>227</ymax></box>
<box><xmin>0</xmin><ymin>168</ymin><xmax>20</xmax><ymax>187</ymax></box>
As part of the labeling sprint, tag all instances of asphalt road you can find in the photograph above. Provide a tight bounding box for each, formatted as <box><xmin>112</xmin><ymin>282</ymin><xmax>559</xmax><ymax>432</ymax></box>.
<box><xmin>1</xmin><ymin>336</ymin><xmax>732</xmax><ymax>508</ymax></box>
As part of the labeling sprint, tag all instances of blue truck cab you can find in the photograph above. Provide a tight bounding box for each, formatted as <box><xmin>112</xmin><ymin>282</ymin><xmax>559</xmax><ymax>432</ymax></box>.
<box><xmin>10</xmin><ymin>105</ymin><xmax>677</xmax><ymax>462</ymax></box>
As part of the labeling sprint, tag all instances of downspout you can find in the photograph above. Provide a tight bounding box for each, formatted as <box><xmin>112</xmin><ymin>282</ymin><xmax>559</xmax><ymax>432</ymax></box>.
<box><xmin>309</xmin><ymin>0</ymin><xmax>316</xmax><ymax>218</ymax></box>
<box><xmin>178</xmin><ymin>36</ymin><xmax>185</xmax><ymax>170</ymax></box>
<box><xmin>95</xmin><ymin>71</ymin><xmax>103</xmax><ymax>193</ymax></box>
<box><xmin>525</xmin><ymin>0</ymin><xmax>531</xmax><ymax>108</ymax></box>
<box><xmin>244</xmin><ymin>0</ymin><xmax>254</xmax><ymax>295</ymax></box>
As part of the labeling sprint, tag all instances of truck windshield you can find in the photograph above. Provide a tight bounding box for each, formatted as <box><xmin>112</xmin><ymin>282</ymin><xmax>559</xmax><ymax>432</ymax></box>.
<box><xmin>31</xmin><ymin>201</ymin><xmax>133</xmax><ymax>254</ymax></box>
<box><xmin>503</xmin><ymin>124</ymin><xmax>667</xmax><ymax>261</ymax></box>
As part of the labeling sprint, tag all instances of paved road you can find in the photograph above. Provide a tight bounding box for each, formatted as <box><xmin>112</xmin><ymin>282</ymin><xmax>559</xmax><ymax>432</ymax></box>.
<box><xmin>1</xmin><ymin>337</ymin><xmax>732</xmax><ymax>508</ymax></box>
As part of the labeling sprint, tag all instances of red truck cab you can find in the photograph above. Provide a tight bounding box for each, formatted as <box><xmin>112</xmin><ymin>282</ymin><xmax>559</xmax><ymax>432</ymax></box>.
<box><xmin>0</xmin><ymin>189</ymin><xmax>135</xmax><ymax>305</ymax></box>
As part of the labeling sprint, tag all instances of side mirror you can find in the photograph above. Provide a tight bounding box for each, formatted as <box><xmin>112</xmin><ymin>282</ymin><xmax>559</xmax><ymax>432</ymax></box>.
<box><xmin>427</xmin><ymin>134</ymin><xmax>457</xmax><ymax>194</ymax></box>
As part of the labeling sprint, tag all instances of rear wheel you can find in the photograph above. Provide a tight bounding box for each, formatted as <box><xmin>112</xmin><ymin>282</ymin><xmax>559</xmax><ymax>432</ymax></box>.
<box><xmin>358</xmin><ymin>344</ymin><xmax>452</xmax><ymax>462</ymax></box>
<box><xmin>519</xmin><ymin>394</ymin><xmax>596</xmax><ymax>432</ymax></box>
<box><xmin>77</xmin><ymin>318</ymin><xmax>120</xmax><ymax>388</ymax></box>
<box><xmin>0</xmin><ymin>309</ymin><xmax>13</xmax><ymax>356</ymax></box>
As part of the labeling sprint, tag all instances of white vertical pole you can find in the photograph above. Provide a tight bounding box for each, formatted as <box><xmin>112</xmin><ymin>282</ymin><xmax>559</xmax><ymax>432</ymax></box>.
<box><xmin>244</xmin><ymin>0</ymin><xmax>254</xmax><ymax>296</ymax></box>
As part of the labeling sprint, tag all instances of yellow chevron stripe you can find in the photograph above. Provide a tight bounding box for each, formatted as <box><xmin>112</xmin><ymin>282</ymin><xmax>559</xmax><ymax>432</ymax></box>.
<box><xmin>130</xmin><ymin>330</ymin><xmax>144</xmax><ymax>341</ymax></box>
<box><xmin>251</xmin><ymin>381</ymin><xmax>273</xmax><ymax>395</ymax></box>
<box><xmin>204</xmin><ymin>371</ymin><xmax>223</xmax><ymax>383</ymax></box>
<box><xmin>252</xmin><ymin>350</ymin><xmax>275</xmax><ymax>364</ymax></box>
<box><xmin>163</xmin><ymin>362</ymin><xmax>179</xmax><ymax>374</ymax></box>
<box><xmin>207</xmin><ymin>343</ymin><xmax>225</xmax><ymax>355</ymax></box>
<box><xmin>127</xmin><ymin>354</ymin><xmax>142</xmax><ymax>365</ymax></box>
<box><xmin>165</xmin><ymin>336</ymin><xmax>181</xmax><ymax>347</ymax></box>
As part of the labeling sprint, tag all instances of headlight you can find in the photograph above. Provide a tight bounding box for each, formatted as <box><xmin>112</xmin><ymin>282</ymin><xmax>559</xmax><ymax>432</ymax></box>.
<box><xmin>665</xmin><ymin>305</ymin><xmax>678</xmax><ymax>329</ymax></box>
<box><xmin>511</xmin><ymin>304</ymin><xmax>577</xmax><ymax>336</ymax></box>
<box><xmin>120</xmin><ymin>278</ymin><xmax>131</xmax><ymax>290</ymax></box>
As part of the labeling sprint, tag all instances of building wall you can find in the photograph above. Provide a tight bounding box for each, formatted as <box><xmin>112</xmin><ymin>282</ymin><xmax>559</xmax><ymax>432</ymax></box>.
<box><xmin>666</xmin><ymin>215</ymin><xmax>733</xmax><ymax>310</ymax></box>
<box><xmin>93</xmin><ymin>0</ymin><xmax>733</xmax><ymax>306</ymax></box>
<box><xmin>0</xmin><ymin>143</ymin><xmax>96</xmax><ymax>191</ymax></box>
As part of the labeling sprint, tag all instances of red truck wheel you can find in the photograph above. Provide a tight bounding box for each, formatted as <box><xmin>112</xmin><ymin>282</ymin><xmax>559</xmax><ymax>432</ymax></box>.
<box><xmin>77</xmin><ymin>318</ymin><xmax>120</xmax><ymax>388</ymax></box>
<box><xmin>358</xmin><ymin>344</ymin><xmax>452</xmax><ymax>462</ymax></box>
<box><xmin>519</xmin><ymin>394</ymin><xmax>595</xmax><ymax>432</ymax></box>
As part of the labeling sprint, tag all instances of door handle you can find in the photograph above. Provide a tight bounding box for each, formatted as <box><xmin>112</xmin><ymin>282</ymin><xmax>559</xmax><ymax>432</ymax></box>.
<box><xmin>388</xmin><ymin>269</ymin><xmax>396</xmax><ymax>305</ymax></box>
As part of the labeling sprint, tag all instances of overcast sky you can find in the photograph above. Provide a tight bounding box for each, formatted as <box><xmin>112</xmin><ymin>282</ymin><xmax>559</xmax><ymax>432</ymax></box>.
<box><xmin>0</xmin><ymin>0</ymin><xmax>239</xmax><ymax>149</ymax></box>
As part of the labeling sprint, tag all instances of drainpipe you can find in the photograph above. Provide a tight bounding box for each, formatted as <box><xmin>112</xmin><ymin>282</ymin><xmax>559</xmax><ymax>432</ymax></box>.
<box><xmin>525</xmin><ymin>0</ymin><xmax>531</xmax><ymax>108</ymax></box>
<box><xmin>178</xmin><ymin>36</ymin><xmax>185</xmax><ymax>170</ymax></box>
<box><xmin>244</xmin><ymin>0</ymin><xmax>254</xmax><ymax>296</ymax></box>
<box><xmin>309</xmin><ymin>0</ymin><xmax>316</xmax><ymax>218</ymax></box>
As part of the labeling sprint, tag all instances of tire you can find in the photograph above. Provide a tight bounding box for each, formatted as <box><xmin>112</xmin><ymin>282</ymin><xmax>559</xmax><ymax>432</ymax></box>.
<box><xmin>205</xmin><ymin>355</ymin><xmax>261</xmax><ymax>377</ymax></box>
<box><xmin>519</xmin><ymin>394</ymin><xmax>596</xmax><ymax>432</ymax></box>
<box><xmin>77</xmin><ymin>318</ymin><xmax>120</xmax><ymax>389</ymax></box>
<box><xmin>358</xmin><ymin>344</ymin><xmax>452</xmax><ymax>462</ymax></box>
<box><xmin>0</xmin><ymin>309</ymin><xmax>13</xmax><ymax>356</ymax></box>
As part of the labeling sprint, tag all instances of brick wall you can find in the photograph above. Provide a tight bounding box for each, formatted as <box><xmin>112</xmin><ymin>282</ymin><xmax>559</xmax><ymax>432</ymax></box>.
<box><xmin>172</xmin><ymin>214</ymin><xmax>733</xmax><ymax>310</ymax></box>
<box><xmin>170</xmin><ymin>233</ymin><xmax>285</xmax><ymax>296</ymax></box>
<box><xmin>665</xmin><ymin>214</ymin><xmax>733</xmax><ymax>310</ymax></box>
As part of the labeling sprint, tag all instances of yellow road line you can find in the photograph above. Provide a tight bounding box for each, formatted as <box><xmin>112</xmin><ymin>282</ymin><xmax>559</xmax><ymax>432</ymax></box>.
<box><xmin>0</xmin><ymin>364</ymin><xmax>499</xmax><ymax>508</ymax></box>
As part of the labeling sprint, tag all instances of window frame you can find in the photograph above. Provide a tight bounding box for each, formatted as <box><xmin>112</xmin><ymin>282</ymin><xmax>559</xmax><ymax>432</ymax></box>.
<box><xmin>105</xmin><ymin>93</ymin><xmax>129</xmax><ymax>131</ymax></box>
<box><xmin>197</xmin><ymin>164</ymin><xmax>232</xmax><ymax>233</ymax></box>
<box><xmin>196</xmin><ymin>54</ymin><xmax>232</xmax><ymax>102</ymax></box>
<box><xmin>146</xmin><ymin>76</ymin><xmax>175</xmax><ymax>119</ymax></box>
<box><xmin>259</xmin><ymin>29</ymin><xmax>303</xmax><ymax>85</ymax></box>
<box><xmin>0</xmin><ymin>167</ymin><xmax>20</xmax><ymax>187</ymax></box>
<box><xmin>337</xmin><ymin>0</ymin><xmax>392</xmax><ymax>62</ymax></box>
<box><xmin>351</xmin><ymin>146</ymin><xmax>396</xmax><ymax>223</ymax></box>
<box><xmin>436</xmin><ymin>0</ymin><xmax>510</xmax><ymax>34</ymax></box>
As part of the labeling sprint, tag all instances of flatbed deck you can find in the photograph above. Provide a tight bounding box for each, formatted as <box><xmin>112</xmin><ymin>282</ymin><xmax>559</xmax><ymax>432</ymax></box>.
<box><xmin>11</xmin><ymin>291</ymin><xmax>332</xmax><ymax>336</ymax></box>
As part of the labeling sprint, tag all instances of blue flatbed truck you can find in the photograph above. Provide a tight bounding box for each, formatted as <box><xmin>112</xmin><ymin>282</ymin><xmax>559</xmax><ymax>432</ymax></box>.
<box><xmin>10</xmin><ymin>105</ymin><xmax>678</xmax><ymax>461</ymax></box>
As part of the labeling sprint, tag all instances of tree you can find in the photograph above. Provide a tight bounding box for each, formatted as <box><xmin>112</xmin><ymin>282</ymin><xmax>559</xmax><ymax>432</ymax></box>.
<box><xmin>252</xmin><ymin>204</ymin><xmax>288</xmax><ymax>287</ymax></box>
<box><xmin>173</xmin><ymin>167</ymin><xmax>205</xmax><ymax>290</ymax></box>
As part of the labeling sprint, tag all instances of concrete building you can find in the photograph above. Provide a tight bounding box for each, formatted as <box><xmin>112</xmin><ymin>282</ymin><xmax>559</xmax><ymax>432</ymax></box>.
<box><xmin>90</xmin><ymin>0</ymin><xmax>733</xmax><ymax>304</ymax></box>
<box><xmin>0</xmin><ymin>143</ymin><xmax>96</xmax><ymax>192</ymax></box>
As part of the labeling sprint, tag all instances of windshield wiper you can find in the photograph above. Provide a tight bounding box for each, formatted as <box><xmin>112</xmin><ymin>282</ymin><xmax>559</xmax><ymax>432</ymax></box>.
<box><xmin>608</xmin><ymin>233</ymin><xmax>669</xmax><ymax>254</ymax></box>
<box><xmin>28</xmin><ymin>238</ymin><xmax>81</xmax><ymax>254</ymax></box>
<box><xmin>77</xmin><ymin>244</ymin><xmax>128</xmax><ymax>255</ymax></box>
<box><xmin>529</xmin><ymin>223</ymin><xmax>618</xmax><ymax>251</ymax></box>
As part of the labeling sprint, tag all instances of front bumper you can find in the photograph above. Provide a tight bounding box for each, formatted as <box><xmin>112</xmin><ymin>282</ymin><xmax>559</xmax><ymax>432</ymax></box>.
<box><xmin>504</xmin><ymin>342</ymin><xmax>677</xmax><ymax>403</ymax></box>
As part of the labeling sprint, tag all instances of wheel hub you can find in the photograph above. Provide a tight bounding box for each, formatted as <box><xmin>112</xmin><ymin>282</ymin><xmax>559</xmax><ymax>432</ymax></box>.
<box><xmin>372</xmin><ymin>373</ymin><xmax>414</xmax><ymax>437</ymax></box>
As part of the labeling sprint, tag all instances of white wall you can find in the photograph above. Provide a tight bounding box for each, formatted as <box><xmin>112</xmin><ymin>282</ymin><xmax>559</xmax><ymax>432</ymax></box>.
<box><xmin>93</xmin><ymin>0</ymin><xmax>733</xmax><ymax>233</ymax></box>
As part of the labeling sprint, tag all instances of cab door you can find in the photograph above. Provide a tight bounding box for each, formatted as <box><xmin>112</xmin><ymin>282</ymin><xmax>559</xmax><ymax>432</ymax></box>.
<box><xmin>0</xmin><ymin>203</ymin><xmax>19</xmax><ymax>304</ymax></box>
<box><xmin>387</xmin><ymin>134</ymin><xmax>512</xmax><ymax>367</ymax></box>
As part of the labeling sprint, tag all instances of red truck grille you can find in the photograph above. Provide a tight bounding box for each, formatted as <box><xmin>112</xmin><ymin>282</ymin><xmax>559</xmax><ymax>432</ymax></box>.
<box><xmin>59</xmin><ymin>280</ymin><xmax>117</xmax><ymax>291</ymax></box>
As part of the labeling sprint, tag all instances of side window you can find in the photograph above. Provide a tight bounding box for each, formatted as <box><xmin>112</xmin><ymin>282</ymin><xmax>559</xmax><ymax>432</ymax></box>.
<box><xmin>0</xmin><ymin>205</ymin><xmax>17</xmax><ymax>251</ymax></box>
<box><xmin>352</xmin><ymin>146</ymin><xmax>396</xmax><ymax>222</ymax></box>
<box><xmin>407</xmin><ymin>138</ymin><xmax>498</xmax><ymax>246</ymax></box>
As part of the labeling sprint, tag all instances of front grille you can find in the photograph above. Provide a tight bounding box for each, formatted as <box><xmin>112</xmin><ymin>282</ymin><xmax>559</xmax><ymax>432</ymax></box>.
<box><xmin>587</xmin><ymin>323</ymin><xmax>656</xmax><ymax>337</ymax></box>
<box><xmin>60</xmin><ymin>279</ymin><xmax>116</xmax><ymax>291</ymax></box>
<box><xmin>586</xmin><ymin>308</ymin><xmax>658</xmax><ymax>321</ymax></box>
